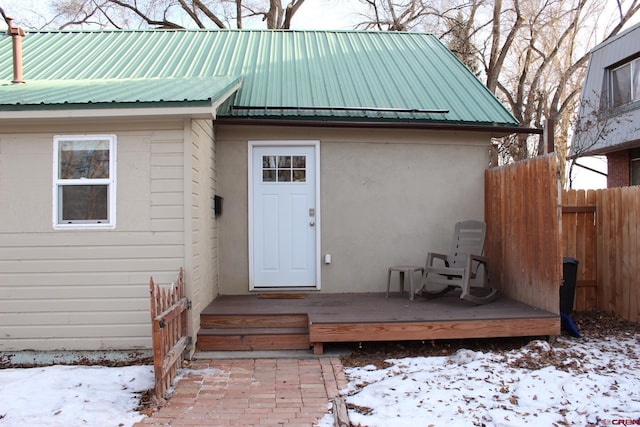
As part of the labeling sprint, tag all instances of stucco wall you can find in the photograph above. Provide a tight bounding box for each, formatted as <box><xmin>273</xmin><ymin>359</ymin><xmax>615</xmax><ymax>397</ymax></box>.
<box><xmin>0</xmin><ymin>120</ymin><xmax>188</xmax><ymax>351</ymax></box>
<box><xmin>216</xmin><ymin>125</ymin><xmax>489</xmax><ymax>295</ymax></box>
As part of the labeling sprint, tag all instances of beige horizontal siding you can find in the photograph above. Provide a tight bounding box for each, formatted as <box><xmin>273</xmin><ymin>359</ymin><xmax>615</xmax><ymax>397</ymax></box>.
<box><xmin>4</xmin><ymin>298</ymin><xmax>149</xmax><ymax>313</ymax></box>
<box><xmin>3</xmin><ymin>324</ymin><xmax>150</xmax><ymax>340</ymax></box>
<box><xmin>0</xmin><ymin>245</ymin><xmax>183</xmax><ymax>260</ymax></box>
<box><xmin>2</xmin><ymin>311</ymin><xmax>150</xmax><ymax>326</ymax></box>
<box><xmin>186</xmin><ymin>119</ymin><xmax>218</xmax><ymax>344</ymax></box>
<box><xmin>5</xmin><ymin>337</ymin><xmax>152</xmax><ymax>351</ymax></box>
<box><xmin>0</xmin><ymin>125</ymin><xmax>187</xmax><ymax>351</ymax></box>
<box><xmin>151</xmin><ymin>192</ymin><xmax>183</xmax><ymax>206</ymax></box>
<box><xmin>3</xmin><ymin>322</ymin><xmax>151</xmax><ymax>342</ymax></box>
<box><xmin>0</xmin><ymin>231</ymin><xmax>183</xmax><ymax>246</ymax></box>
<box><xmin>151</xmin><ymin>205</ymin><xmax>185</xmax><ymax>219</ymax></box>
<box><xmin>2</xmin><ymin>284</ymin><xmax>148</xmax><ymax>299</ymax></box>
<box><xmin>150</xmin><ymin>178</ymin><xmax>184</xmax><ymax>193</ymax></box>
<box><xmin>0</xmin><ymin>271</ymin><xmax>164</xmax><ymax>286</ymax></box>
<box><xmin>151</xmin><ymin>138</ymin><xmax>184</xmax><ymax>236</ymax></box>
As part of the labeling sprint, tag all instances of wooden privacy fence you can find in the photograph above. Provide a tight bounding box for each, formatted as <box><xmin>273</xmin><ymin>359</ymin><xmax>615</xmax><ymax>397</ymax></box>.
<box><xmin>149</xmin><ymin>267</ymin><xmax>191</xmax><ymax>401</ymax></box>
<box><xmin>485</xmin><ymin>154</ymin><xmax>562</xmax><ymax>315</ymax></box>
<box><xmin>563</xmin><ymin>187</ymin><xmax>640</xmax><ymax>323</ymax></box>
<box><xmin>562</xmin><ymin>190</ymin><xmax>597</xmax><ymax>311</ymax></box>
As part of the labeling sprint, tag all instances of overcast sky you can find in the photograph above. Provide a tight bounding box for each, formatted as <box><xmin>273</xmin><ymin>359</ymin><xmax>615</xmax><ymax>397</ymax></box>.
<box><xmin>1</xmin><ymin>0</ymin><xmax>365</xmax><ymax>30</ymax></box>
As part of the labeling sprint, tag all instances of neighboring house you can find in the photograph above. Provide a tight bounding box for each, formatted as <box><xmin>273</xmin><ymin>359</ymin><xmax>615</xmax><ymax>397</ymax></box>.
<box><xmin>573</xmin><ymin>22</ymin><xmax>640</xmax><ymax>187</ymax></box>
<box><xmin>0</xmin><ymin>29</ymin><xmax>520</xmax><ymax>358</ymax></box>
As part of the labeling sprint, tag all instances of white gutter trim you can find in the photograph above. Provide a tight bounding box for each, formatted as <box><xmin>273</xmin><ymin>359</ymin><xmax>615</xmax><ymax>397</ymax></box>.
<box><xmin>0</xmin><ymin>105</ymin><xmax>216</xmax><ymax>120</ymax></box>
<box><xmin>211</xmin><ymin>81</ymin><xmax>242</xmax><ymax>119</ymax></box>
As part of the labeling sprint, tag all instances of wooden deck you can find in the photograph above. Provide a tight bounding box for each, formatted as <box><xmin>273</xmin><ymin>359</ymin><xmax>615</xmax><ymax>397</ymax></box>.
<box><xmin>197</xmin><ymin>291</ymin><xmax>560</xmax><ymax>354</ymax></box>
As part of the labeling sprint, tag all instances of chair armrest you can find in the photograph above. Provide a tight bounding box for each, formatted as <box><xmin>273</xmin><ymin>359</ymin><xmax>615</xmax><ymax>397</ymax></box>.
<box><xmin>469</xmin><ymin>254</ymin><xmax>488</xmax><ymax>265</ymax></box>
<box><xmin>426</xmin><ymin>252</ymin><xmax>449</xmax><ymax>267</ymax></box>
<box><xmin>469</xmin><ymin>254</ymin><xmax>490</xmax><ymax>284</ymax></box>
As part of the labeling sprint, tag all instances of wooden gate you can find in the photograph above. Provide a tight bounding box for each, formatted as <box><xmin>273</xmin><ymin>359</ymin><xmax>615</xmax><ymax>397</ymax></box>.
<box><xmin>562</xmin><ymin>190</ymin><xmax>597</xmax><ymax>311</ymax></box>
<box><xmin>562</xmin><ymin>187</ymin><xmax>640</xmax><ymax>323</ymax></box>
<box><xmin>149</xmin><ymin>267</ymin><xmax>191</xmax><ymax>401</ymax></box>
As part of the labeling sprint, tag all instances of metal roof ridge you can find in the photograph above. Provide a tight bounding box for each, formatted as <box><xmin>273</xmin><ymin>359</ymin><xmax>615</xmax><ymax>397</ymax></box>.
<box><xmin>15</xmin><ymin>76</ymin><xmax>240</xmax><ymax>82</ymax></box>
<box><xmin>21</xmin><ymin>29</ymin><xmax>436</xmax><ymax>36</ymax></box>
<box><xmin>587</xmin><ymin>21</ymin><xmax>640</xmax><ymax>55</ymax></box>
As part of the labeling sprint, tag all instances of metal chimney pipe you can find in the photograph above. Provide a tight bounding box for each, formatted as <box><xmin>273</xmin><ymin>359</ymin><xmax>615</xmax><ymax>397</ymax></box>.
<box><xmin>5</xmin><ymin>17</ymin><xmax>26</xmax><ymax>84</ymax></box>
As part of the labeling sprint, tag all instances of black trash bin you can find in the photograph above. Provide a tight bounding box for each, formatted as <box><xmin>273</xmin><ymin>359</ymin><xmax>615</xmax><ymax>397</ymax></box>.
<box><xmin>560</xmin><ymin>257</ymin><xmax>579</xmax><ymax>315</ymax></box>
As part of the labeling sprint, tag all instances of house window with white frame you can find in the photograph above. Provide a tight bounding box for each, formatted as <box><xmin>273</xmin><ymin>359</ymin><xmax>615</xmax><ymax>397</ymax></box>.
<box><xmin>53</xmin><ymin>135</ymin><xmax>116</xmax><ymax>229</ymax></box>
<box><xmin>611</xmin><ymin>57</ymin><xmax>640</xmax><ymax>108</ymax></box>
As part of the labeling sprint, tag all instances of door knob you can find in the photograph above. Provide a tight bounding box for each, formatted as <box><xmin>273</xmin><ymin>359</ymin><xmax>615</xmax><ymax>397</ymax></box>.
<box><xmin>309</xmin><ymin>221</ymin><xmax>315</xmax><ymax>226</ymax></box>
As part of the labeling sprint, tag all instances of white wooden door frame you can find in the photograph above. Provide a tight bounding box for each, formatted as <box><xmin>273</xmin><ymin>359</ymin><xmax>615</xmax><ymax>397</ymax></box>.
<box><xmin>248</xmin><ymin>140</ymin><xmax>321</xmax><ymax>290</ymax></box>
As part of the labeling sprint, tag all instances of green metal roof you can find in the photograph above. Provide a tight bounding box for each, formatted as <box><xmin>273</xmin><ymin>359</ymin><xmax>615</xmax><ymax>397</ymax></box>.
<box><xmin>0</xmin><ymin>30</ymin><xmax>517</xmax><ymax>126</ymax></box>
<box><xmin>0</xmin><ymin>76</ymin><xmax>241</xmax><ymax>110</ymax></box>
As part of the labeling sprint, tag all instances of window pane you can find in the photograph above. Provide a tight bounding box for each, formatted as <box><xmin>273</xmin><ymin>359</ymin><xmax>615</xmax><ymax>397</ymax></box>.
<box><xmin>277</xmin><ymin>170</ymin><xmax>291</xmax><ymax>182</ymax></box>
<box><xmin>59</xmin><ymin>140</ymin><xmax>109</xmax><ymax>179</ymax></box>
<box><xmin>262</xmin><ymin>156</ymin><xmax>276</xmax><ymax>168</ymax></box>
<box><xmin>263</xmin><ymin>170</ymin><xmax>276</xmax><ymax>182</ymax></box>
<box><xmin>633</xmin><ymin>59</ymin><xmax>640</xmax><ymax>102</ymax></box>
<box><xmin>278</xmin><ymin>156</ymin><xmax>291</xmax><ymax>168</ymax></box>
<box><xmin>612</xmin><ymin>64</ymin><xmax>632</xmax><ymax>107</ymax></box>
<box><xmin>293</xmin><ymin>170</ymin><xmax>306</xmax><ymax>182</ymax></box>
<box><xmin>60</xmin><ymin>185</ymin><xmax>108</xmax><ymax>221</ymax></box>
<box><xmin>292</xmin><ymin>156</ymin><xmax>306</xmax><ymax>168</ymax></box>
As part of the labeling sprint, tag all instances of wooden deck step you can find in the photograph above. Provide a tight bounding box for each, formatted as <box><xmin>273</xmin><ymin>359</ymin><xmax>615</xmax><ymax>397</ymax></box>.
<box><xmin>201</xmin><ymin>327</ymin><xmax>308</xmax><ymax>336</ymax></box>
<box><xmin>200</xmin><ymin>313</ymin><xmax>308</xmax><ymax>329</ymax></box>
<box><xmin>196</xmin><ymin>327</ymin><xmax>310</xmax><ymax>351</ymax></box>
<box><xmin>197</xmin><ymin>312</ymin><xmax>311</xmax><ymax>351</ymax></box>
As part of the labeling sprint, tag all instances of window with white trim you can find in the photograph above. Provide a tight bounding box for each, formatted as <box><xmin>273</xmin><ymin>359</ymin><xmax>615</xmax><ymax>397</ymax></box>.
<box><xmin>611</xmin><ymin>57</ymin><xmax>640</xmax><ymax>108</ymax></box>
<box><xmin>262</xmin><ymin>155</ymin><xmax>307</xmax><ymax>182</ymax></box>
<box><xmin>53</xmin><ymin>135</ymin><xmax>116</xmax><ymax>229</ymax></box>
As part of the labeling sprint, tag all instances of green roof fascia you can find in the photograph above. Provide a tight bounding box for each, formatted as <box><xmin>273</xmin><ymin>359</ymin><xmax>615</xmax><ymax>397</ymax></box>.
<box><xmin>217</xmin><ymin>111</ymin><xmax>514</xmax><ymax>126</ymax></box>
<box><xmin>216</xmin><ymin>114</ymin><xmax>526</xmax><ymax>129</ymax></box>
<box><xmin>0</xmin><ymin>76</ymin><xmax>242</xmax><ymax>112</ymax></box>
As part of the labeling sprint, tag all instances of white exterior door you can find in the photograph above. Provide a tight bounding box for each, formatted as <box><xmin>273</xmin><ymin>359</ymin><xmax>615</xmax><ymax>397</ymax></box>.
<box><xmin>249</xmin><ymin>142</ymin><xmax>320</xmax><ymax>289</ymax></box>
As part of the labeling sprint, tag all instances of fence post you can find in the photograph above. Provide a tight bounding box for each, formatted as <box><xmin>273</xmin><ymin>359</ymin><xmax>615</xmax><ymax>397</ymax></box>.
<box><xmin>544</xmin><ymin>118</ymin><xmax>555</xmax><ymax>153</ymax></box>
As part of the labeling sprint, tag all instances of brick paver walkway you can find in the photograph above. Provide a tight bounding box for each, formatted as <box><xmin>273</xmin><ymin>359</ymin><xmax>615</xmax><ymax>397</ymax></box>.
<box><xmin>134</xmin><ymin>357</ymin><xmax>348</xmax><ymax>427</ymax></box>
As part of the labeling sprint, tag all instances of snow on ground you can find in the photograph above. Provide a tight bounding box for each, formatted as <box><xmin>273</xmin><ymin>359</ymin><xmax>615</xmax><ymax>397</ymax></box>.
<box><xmin>0</xmin><ymin>364</ymin><xmax>154</xmax><ymax>427</ymax></box>
<box><xmin>1</xmin><ymin>333</ymin><xmax>639</xmax><ymax>427</ymax></box>
<box><xmin>327</xmin><ymin>335</ymin><xmax>640</xmax><ymax>427</ymax></box>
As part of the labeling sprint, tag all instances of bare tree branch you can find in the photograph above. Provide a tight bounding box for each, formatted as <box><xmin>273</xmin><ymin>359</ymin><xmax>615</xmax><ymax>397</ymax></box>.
<box><xmin>356</xmin><ymin>0</ymin><xmax>430</xmax><ymax>31</ymax></box>
<box><xmin>39</xmin><ymin>0</ymin><xmax>309</xmax><ymax>30</ymax></box>
<box><xmin>486</xmin><ymin>0</ymin><xmax>523</xmax><ymax>94</ymax></box>
<box><xmin>178</xmin><ymin>0</ymin><xmax>206</xmax><ymax>28</ymax></box>
<box><xmin>95</xmin><ymin>1</ymin><xmax>123</xmax><ymax>29</ymax></box>
<box><xmin>266</xmin><ymin>0</ymin><xmax>282</xmax><ymax>28</ymax></box>
<box><xmin>236</xmin><ymin>0</ymin><xmax>243</xmax><ymax>28</ymax></box>
<box><xmin>193</xmin><ymin>0</ymin><xmax>227</xmax><ymax>28</ymax></box>
<box><xmin>108</xmin><ymin>0</ymin><xmax>184</xmax><ymax>28</ymax></box>
<box><xmin>283</xmin><ymin>0</ymin><xmax>304</xmax><ymax>29</ymax></box>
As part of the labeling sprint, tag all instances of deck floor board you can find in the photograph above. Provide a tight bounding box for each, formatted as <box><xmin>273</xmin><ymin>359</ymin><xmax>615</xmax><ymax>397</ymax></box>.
<box><xmin>203</xmin><ymin>292</ymin><xmax>557</xmax><ymax>323</ymax></box>
<box><xmin>200</xmin><ymin>292</ymin><xmax>559</xmax><ymax>353</ymax></box>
